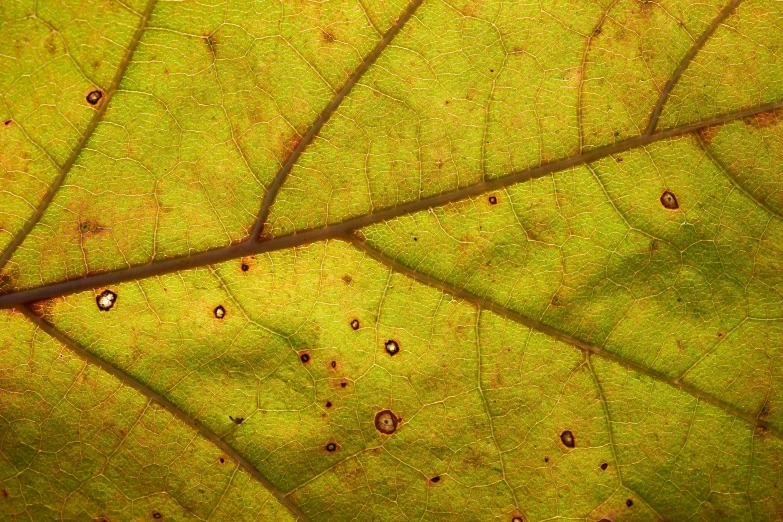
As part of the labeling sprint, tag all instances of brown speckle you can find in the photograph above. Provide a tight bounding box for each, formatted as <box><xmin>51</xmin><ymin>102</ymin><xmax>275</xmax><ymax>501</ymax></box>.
<box><xmin>384</xmin><ymin>340</ymin><xmax>400</xmax><ymax>356</ymax></box>
<box><xmin>600</xmin><ymin>462</ymin><xmax>608</xmax><ymax>470</ymax></box>
<box><xmin>300</xmin><ymin>352</ymin><xmax>310</xmax><ymax>363</ymax></box>
<box><xmin>489</xmin><ymin>195</ymin><xmax>498</xmax><ymax>205</ymax></box>
<box><xmin>660</xmin><ymin>190</ymin><xmax>679</xmax><ymax>210</ymax></box>
<box><xmin>544</xmin><ymin>456</ymin><xmax>549</xmax><ymax>463</ymax></box>
<box><xmin>626</xmin><ymin>498</ymin><xmax>633</xmax><ymax>507</ymax></box>
<box><xmin>351</xmin><ymin>319</ymin><xmax>360</xmax><ymax>330</ymax></box>
<box><xmin>331</xmin><ymin>360</ymin><xmax>337</xmax><ymax>369</ymax></box>
<box><xmin>342</xmin><ymin>275</ymin><xmax>352</xmax><ymax>284</ymax></box>
<box><xmin>560</xmin><ymin>430</ymin><xmax>575</xmax><ymax>448</ymax></box>
<box><xmin>3</xmin><ymin>120</ymin><xmax>11</xmax><ymax>126</ymax></box>
<box><xmin>325</xmin><ymin>401</ymin><xmax>332</xmax><ymax>408</ymax></box>
<box><xmin>214</xmin><ymin>305</ymin><xmax>225</xmax><ymax>319</ymax></box>
<box><xmin>1</xmin><ymin>488</ymin><xmax>7</xmax><ymax>498</ymax></box>
<box><xmin>340</xmin><ymin>381</ymin><xmax>347</xmax><ymax>388</ymax></box>
<box><xmin>86</xmin><ymin>90</ymin><xmax>103</xmax><ymax>105</ymax></box>
<box><xmin>322</xmin><ymin>30</ymin><xmax>336</xmax><ymax>43</ymax></box>
<box><xmin>96</xmin><ymin>289</ymin><xmax>117</xmax><ymax>311</ymax></box>
<box><xmin>374</xmin><ymin>409</ymin><xmax>399</xmax><ymax>435</ymax></box>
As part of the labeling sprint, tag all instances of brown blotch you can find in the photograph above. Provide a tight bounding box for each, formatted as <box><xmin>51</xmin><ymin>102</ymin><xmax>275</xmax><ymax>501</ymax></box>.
<box><xmin>86</xmin><ymin>90</ymin><xmax>103</xmax><ymax>105</ymax></box>
<box><xmin>96</xmin><ymin>289</ymin><xmax>117</xmax><ymax>311</ymax></box>
<box><xmin>430</xmin><ymin>476</ymin><xmax>440</xmax><ymax>483</ymax></box>
<box><xmin>374</xmin><ymin>409</ymin><xmax>400</xmax><ymax>435</ymax></box>
<box><xmin>697</xmin><ymin>125</ymin><xmax>719</xmax><ymax>145</ymax></box>
<box><xmin>229</xmin><ymin>415</ymin><xmax>244</xmax><ymax>425</ymax></box>
<box><xmin>626</xmin><ymin>498</ymin><xmax>633</xmax><ymax>507</ymax></box>
<box><xmin>300</xmin><ymin>352</ymin><xmax>310</xmax><ymax>363</ymax></box>
<box><xmin>488</xmin><ymin>195</ymin><xmax>498</xmax><ymax>205</ymax></box>
<box><xmin>213</xmin><ymin>305</ymin><xmax>226</xmax><ymax>319</ymax></box>
<box><xmin>325</xmin><ymin>442</ymin><xmax>338</xmax><ymax>452</ymax></box>
<box><xmin>744</xmin><ymin>107</ymin><xmax>783</xmax><ymax>128</ymax></box>
<box><xmin>600</xmin><ymin>462</ymin><xmax>608</xmax><ymax>470</ymax></box>
<box><xmin>560</xmin><ymin>430</ymin><xmax>575</xmax><ymax>448</ymax></box>
<box><xmin>660</xmin><ymin>190</ymin><xmax>679</xmax><ymax>210</ymax></box>
<box><xmin>28</xmin><ymin>296</ymin><xmax>63</xmax><ymax>318</ymax></box>
<box><xmin>350</xmin><ymin>319</ymin><xmax>360</xmax><ymax>330</ymax></box>
<box><xmin>322</xmin><ymin>30</ymin><xmax>336</xmax><ymax>43</ymax></box>
<box><xmin>384</xmin><ymin>339</ymin><xmax>400</xmax><ymax>356</ymax></box>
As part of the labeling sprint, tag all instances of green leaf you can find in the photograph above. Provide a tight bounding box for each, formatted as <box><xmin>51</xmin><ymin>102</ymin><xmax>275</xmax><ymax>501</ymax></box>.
<box><xmin>1</xmin><ymin>0</ymin><xmax>782</xmax><ymax>520</ymax></box>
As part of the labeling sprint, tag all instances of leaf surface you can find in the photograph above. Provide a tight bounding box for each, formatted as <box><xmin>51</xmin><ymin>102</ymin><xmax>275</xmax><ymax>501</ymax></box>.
<box><xmin>1</xmin><ymin>0</ymin><xmax>782</xmax><ymax>520</ymax></box>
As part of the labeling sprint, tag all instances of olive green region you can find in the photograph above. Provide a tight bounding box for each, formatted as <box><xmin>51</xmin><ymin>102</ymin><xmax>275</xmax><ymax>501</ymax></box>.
<box><xmin>24</xmin><ymin>240</ymin><xmax>781</xmax><ymax>520</ymax></box>
<box><xmin>0</xmin><ymin>309</ymin><xmax>297</xmax><ymax>521</ymax></box>
<box><xmin>2</xmin><ymin>0</ymin><xmax>406</xmax><ymax>291</ymax></box>
<box><xmin>362</xmin><ymin>133</ymin><xmax>783</xmax><ymax>432</ymax></box>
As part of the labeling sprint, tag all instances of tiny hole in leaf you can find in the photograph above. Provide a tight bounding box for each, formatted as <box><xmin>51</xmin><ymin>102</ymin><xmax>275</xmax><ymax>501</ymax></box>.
<box><xmin>214</xmin><ymin>305</ymin><xmax>225</xmax><ymax>319</ymax></box>
<box><xmin>86</xmin><ymin>90</ymin><xmax>103</xmax><ymax>105</ymax></box>
<box><xmin>374</xmin><ymin>409</ymin><xmax>399</xmax><ymax>435</ymax></box>
<box><xmin>489</xmin><ymin>195</ymin><xmax>498</xmax><ymax>205</ymax></box>
<box><xmin>560</xmin><ymin>430</ymin><xmax>575</xmax><ymax>448</ymax></box>
<box><xmin>96</xmin><ymin>290</ymin><xmax>117</xmax><ymax>311</ymax></box>
<box><xmin>351</xmin><ymin>319</ymin><xmax>360</xmax><ymax>330</ymax></box>
<box><xmin>152</xmin><ymin>512</ymin><xmax>162</xmax><ymax>520</ymax></box>
<box><xmin>384</xmin><ymin>340</ymin><xmax>400</xmax><ymax>356</ymax></box>
<box><xmin>660</xmin><ymin>190</ymin><xmax>679</xmax><ymax>210</ymax></box>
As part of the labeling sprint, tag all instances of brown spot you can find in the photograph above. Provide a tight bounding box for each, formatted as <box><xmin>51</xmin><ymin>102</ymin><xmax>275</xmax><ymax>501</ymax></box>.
<box><xmin>326</xmin><ymin>401</ymin><xmax>332</xmax><ymax>408</ymax></box>
<box><xmin>86</xmin><ymin>90</ymin><xmax>103</xmax><ymax>105</ymax></box>
<box><xmin>3</xmin><ymin>120</ymin><xmax>11</xmax><ymax>126</ymax></box>
<box><xmin>322</xmin><ymin>30</ymin><xmax>336</xmax><ymax>43</ymax></box>
<box><xmin>374</xmin><ymin>409</ymin><xmax>400</xmax><ymax>435</ymax></box>
<box><xmin>330</xmin><ymin>360</ymin><xmax>337</xmax><ymax>369</ymax></box>
<box><xmin>445</xmin><ymin>100</ymin><xmax>450</xmax><ymax>105</ymax></box>
<box><xmin>1</xmin><ymin>488</ymin><xmax>7</xmax><ymax>498</ymax></box>
<box><xmin>340</xmin><ymin>381</ymin><xmax>347</xmax><ymax>388</ymax></box>
<box><xmin>300</xmin><ymin>352</ymin><xmax>310</xmax><ymax>364</ymax></box>
<box><xmin>697</xmin><ymin>125</ymin><xmax>719</xmax><ymax>145</ymax></box>
<box><xmin>342</xmin><ymin>274</ymin><xmax>352</xmax><ymax>284</ymax></box>
<box><xmin>229</xmin><ymin>415</ymin><xmax>244</xmax><ymax>425</ymax></box>
<box><xmin>218</xmin><ymin>457</ymin><xmax>225</xmax><ymax>464</ymax></box>
<box><xmin>543</xmin><ymin>456</ymin><xmax>549</xmax><ymax>463</ymax></box>
<box><xmin>152</xmin><ymin>512</ymin><xmax>163</xmax><ymax>520</ymax></box>
<box><xmin>430</xmin><ymin>476</ymin><xmax>440</xmax><ymax>483</ymax></box>
<box><xmin>560</xmin><ymin>430</ymin><xmax>575</xmax><ymax>448</ymax></box>
<box><xmin>204</xmin><ymin>34</ymin><xmax>217</xmax><ymax>58</ymax></box>
<box><xmin>325</xmin><ymin>442</ymin><xmax>338</xmax><ymax>452</ymax></box>
<box><xmin>601</xmin><ymin>462</ymin><xmax>608</xmax><ymax>470</ymax></box>
<box><xmin>615</xmin><ymin>156</ymin><xmax>624</xmax><ymax>163</ymax></box>
<box><xmin>660</xmin><ymin>190</ymin><xmax>679</xmax><ymax>210</ymax></box>
<box><xmin>350</xmin><ymin>319</ymin><xmax>360</xmax><ymax>330</ymax></box>
<box><xmin>717</xmin><ymin>332</ymin><xmax>724</xmax><ymax>338</ymax></box>
<box><xmin>96</xmin><ymin>289</ymin><xmax>117</xmax><ymax>311</ymax></box>
<box><xmin>214</xmin><ymin>305</ymin><xmax>226</xmax><ymax>319</ymax></box>
<box><xmin>384</xmin><ymin>339</ymin><xmax>400</xmax><ymax>356</ymax></box>
<box><xmin>744</xmin><ymin>107</ymin><xmax>783</xmax><ymax>128</ymax></box>
<box><xmin>488</xmin><ymin>195</ymin><xmax>498</xmax><ymax>205</ymax></box>
<box><xmin>79</xmin><ymin>221</ymin><xmax>105</xmax><ymax>236</ymax></box>
<box><xmin>241</xmin><ymin>263</ymin><xmax>250</xmax><ymax>272</ymax></box>
<box><xmin>626</xmin><ymin>498</ymin><xmax>633</xmax><ymax>507</ymax></box>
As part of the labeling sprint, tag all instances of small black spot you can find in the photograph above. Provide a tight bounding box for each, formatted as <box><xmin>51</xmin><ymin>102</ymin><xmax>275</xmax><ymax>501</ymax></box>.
<box><xmin>219</xmin><ymin>457</ymin><xmax>225</xmax><ymax>464</ymax></box>
<box><xmin>660</xmin><ymin>190</ymin><xmax>679</xmax><ymax>210</ymax></box>
<box><xmin>3</xmin><ymin>120</ymin><xmax>11</xmax><ymax>126</ymax></box>
<box><xmin>300</xmin><ymin>353</ymin><xmax>310</xmax><ymax>363</ymax></box>
<box><xmin>374</xmin><ymin>410</ymin><xmax>399</xmax><ymax>435</ymax></box>
<box><xmin>384</xmin><ymin>340</ymin><xmax>400</xmax><ymax>356</ymax></box>
<box><xmin>340</xmin><ymin>381</ymin><xmax>347</xmax><ymax>388</ymax></box>
<box><xmin>489</xmin><ymin>195</ymin><xmax>498</xmax><ymax>205</ymax></box>
<box><xmin>614</xmin><ymin>131</ymin><xmax>620</xmax><ymax>137</ymax></box>
<box><xmin>677</xmin><ymin>297</ymin><xmax>682</xmax><ymax>302</ymax></box>
<box><xmin>560</xmin><ymin>430</ymin><xmax>575</xmax><ymax>448</ymax></box>
<box><xmin>326</xmin><ymin>401</ymin><xmax>332</xmax><ymax>408</ymax></box>
<box><xmin>489</xmin><ymin>69</ymin><xmax>494</xmax><ymax>72</ymax></box>
<box><xmin>544</xmin><ymin>456</ymin><xmax>549</xmax><ymax>463</ymax></box>
<box><xmin>229</xmin><ymin>415</ymin><xmax>244</xmax><ymax>425</ymax></box>
<box><xmin>86</xmin><ymin>90</ymin><xmax>103</xmax><ymax>105</ymax></box>
<box><xmin>430</xmin><ymin>476</ymin><xmax>440</xmax><ymax>483</ymax></box>
<box><xmin>96</xmin><ymin>289</ymin><xmax>117</xmax><ymax>311</ymax></box>
<box><xmin>413</xmin><ymin>237</ymin><xmax>418</xmax><ymax>241</ymax></box>
<box><xmin>600</xmin><ymin>462</ymin><xmax>608</xmax><ymax>470</ymax></box>
<box><xmin>351</xmin><ymin>319</ymin><xmax>360</xmax><ymax>330</ymax></box>
<box><xmin>331</xmin><ymin>361</ymin><xmax>337</xmax><ymax>369</ymax></box>
<box><xmin>152</xmin><ymin>512</ymin><xmax>163</xmax><ymax>520</ymax></box>
<box><xmin>241</xmin><ymin>263</ymin><xmax>250</xmax><ymax>272</ymax></box>
<box><xmin>214</xmin><ymin>305</ymin><xmax>225</xmax><ymax>319</ymax></box>
<box><xmin>326</xmin><ymin>442</ymin><xmax>337</xmax><ymax>452</ymax></box>
<box><xmin>626</xmin><ymin>498</ymin><xmax>633</xmax><ymax>507</ymax></box>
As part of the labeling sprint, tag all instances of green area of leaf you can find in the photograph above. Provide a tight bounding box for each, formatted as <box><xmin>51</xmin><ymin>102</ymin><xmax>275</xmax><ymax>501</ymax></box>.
<box><xmin>1</xmin><ymin>0</ymin><xmax>782</xmax><ymax>520</ymax></box>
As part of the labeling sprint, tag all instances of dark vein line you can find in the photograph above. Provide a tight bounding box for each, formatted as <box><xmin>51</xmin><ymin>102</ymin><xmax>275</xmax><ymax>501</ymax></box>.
<box><xmin>249</xmin><ymin>0</ymin><xmax>426</xmax><ymax>240</ymax></box>
<box><xmin>695</xmin><ymin>134</ymin><xmax>783</xmax><ymax>220</ymax></box>
<box><xmin>644</xmin><ymin>0</ymin><xmax>743</xmax><ymax>136</ymax></box>
<box><xmin>17</xmin><ymin>306</ymin><xmax>311</xmax><ymax>522</ymax></box>
<box><xmin>0</xmin><ymin>0</ymin><xmax>158</xmax><ymax>271</ymax></box>
<box><xmin>0</xmin><ymin>100</ymin><xmax>781</xmax><ymax>309</ymax></box>
<box><xmin>346</xmin><ymin>235</ymin><xmax>783</xmax><ymax>440</ymax></box>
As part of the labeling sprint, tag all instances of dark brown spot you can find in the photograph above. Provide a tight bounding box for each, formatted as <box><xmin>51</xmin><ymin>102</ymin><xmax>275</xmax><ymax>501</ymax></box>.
<box><xmin>241</xmin><ymin>263</ymin><xmax>250</xmax><ymax>272</ymax></box>
<box><xmin>86</xmin><ymin>90</ymin><xmax>103</xmax><ymax>105</ymax></box>
<box><xmin>152</xmin><ymin>512</ymin><xmax>163</xmax><ymax>520</ymax></box>
<box><xmin>626</xmin><ymin>498</ymin><xmax>633</xmax><ymax>507</ymax></box>
<box><xmin>3</xmin><ymin>120</ymin><xmax>11</xmax><ymax>126</ymax></box>
<box><xmin>300</xmin><ymin>352</ymin><xmax>310</xmax><ymax>363</ymax></box>
<box><xmin>544</xmin><ymin>456</ymin><xmax>549</xmax><ymax>463</ymax></box>
<box><xmin>322</xmin><ymin>30</ymin><xmax>335</xmax><ymax>43</ymax></box>
<box><xmin>351</xmin><ymin>319</ymin><xmax>360</xmax><ymax>330</ymax></box>
<box><xmin>445</xmin><ymin>100</ymin><xmax>450</xmax><ymax>105</ymax></box>
<box><xmin>96</xmin><ymin>289</ymin><xmax>117</xmax><ymax>311</ymax></box>
<box><xmin>1</xmin><ymin>488</ymin><xmax>7</xmax><ymax>498</ymax></box>
<box><xmin>660</xmin><ymin>190</ymin><xmax>679</xmax><ymax>210</ymax></box>
<box><xmin>325</xmin><ymin>442</ymin><xmax>337</xmax><ymax>452</ymax></box>
<box><xmin>340</xmin><ymin>381</ymin><xmax>347</xmax><ymax>388</ymax></box>
<box><xmin>229</xmin><ymin>415</ymin><xmax>244</xmax><ymax>425</ymax></box>
<box><xmin>560</xmin><ymin>430</ymin><xmax>575</xmax><ymax>448</ymax></box>
<box><xmin>342</xmin><ymin>275</ymin><xmax>352</xmax><ymax>284</ymax></box>
<box><xmin>218</xmin><ymin>457</ymin><xmax>225</xmax><ymax>464</ymax></box>
<box><xmin>374</xmin><ymin>409</ymin><xmax>399</xmax><ymax>435</ymax></box>
<box><xmin>488</xmin><ymin>195</ymin><xmax>498</xmax><ymax>205</ymax></box>
<box><xmin>331</xmin><ymin>360</ymin><xmax>337</xmax><ymax>369</ymax></box>
<box><xmin>430</xmin><ymin>476</ymin><xmax>440</xmax><ymax>483</ymax></box>
<box><xmin>214</xmin><ymin>305</ymin><xmax>225</xmax><ymax>319</ymax></box>
<box><xmin>384</xmin><ymin>340</ymin><xmax>400</xmax><ymax>356</ymax></box>
<box><xmin>600</xmin><ymin>462</ymin><xmax>608</xmax><ymax>470</ymax></box>
<box><xmin>325</xmin><ymin>401</ymin><xmax>332</xmax><ymax>408</ymax></box>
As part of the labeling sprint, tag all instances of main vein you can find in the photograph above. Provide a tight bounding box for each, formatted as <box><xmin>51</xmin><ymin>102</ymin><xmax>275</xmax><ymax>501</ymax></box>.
<box><xmin>18</xmin><ymin>306</ymin><xmax>312</xmax><ymax>522</ymax></box>
<box><xmin>0</xmin><ymin>0</ymin><xmax>158</xmax><ymax>271</ymax></box>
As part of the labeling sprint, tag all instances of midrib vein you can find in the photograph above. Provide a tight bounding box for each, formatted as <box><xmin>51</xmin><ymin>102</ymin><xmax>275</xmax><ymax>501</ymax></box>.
<box><xmin>18</xmin><ymin>306</ymin><xmax>313</xmax><ymax>522</ymax></box>
<box><xmin>0</xmin><ymin>0</ymin><xmax>158</xmax><ymax>271</ymax></box>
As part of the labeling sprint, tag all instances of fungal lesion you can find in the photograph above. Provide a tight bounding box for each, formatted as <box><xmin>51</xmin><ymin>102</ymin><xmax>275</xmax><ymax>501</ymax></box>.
<box><xmin>96</xmin><ymin>289</ymin><xmax>117</xmax><ymax>311</ymax></box>
<box><xmin>86</xmin><ymin>89</ymin><xmax>103</xmax><ymax>105</ymax></box>
<box><xmin>659</xmin><ymin>190</ymin><xmax>679</xmax><ymax>210</ymax></box>
<box><xmin>374</xmin><ymin>409</ymin><xmax>401</xmax><ymax>435</ymax></box>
